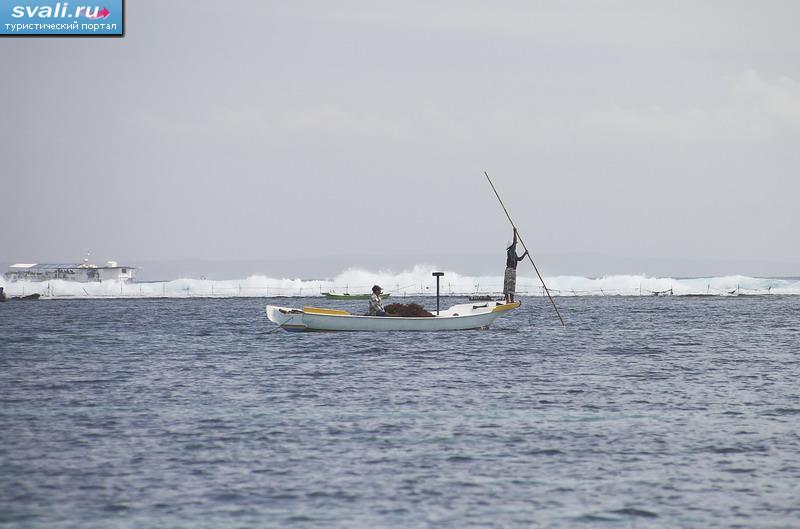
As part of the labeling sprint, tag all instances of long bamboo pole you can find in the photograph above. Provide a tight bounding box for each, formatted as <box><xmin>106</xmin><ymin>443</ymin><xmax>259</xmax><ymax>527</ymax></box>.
<box><xmin>484</xmin><ymin>171</ymin><xmax>566</xmax><ymax>327</ymax></box>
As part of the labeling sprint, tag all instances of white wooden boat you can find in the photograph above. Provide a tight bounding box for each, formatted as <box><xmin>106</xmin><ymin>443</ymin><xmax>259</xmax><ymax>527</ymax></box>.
<box><xmin>266</xmin><ymin>301</ymin><xmax>521</xmax><ymax>332</ymax></box>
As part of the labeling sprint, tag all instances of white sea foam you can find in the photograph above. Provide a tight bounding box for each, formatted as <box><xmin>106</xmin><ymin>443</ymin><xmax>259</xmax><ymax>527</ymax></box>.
<box><xmin>1</xmin><ymin>265</ymin><xmax>798</xmax><ymax>298</ymax></box>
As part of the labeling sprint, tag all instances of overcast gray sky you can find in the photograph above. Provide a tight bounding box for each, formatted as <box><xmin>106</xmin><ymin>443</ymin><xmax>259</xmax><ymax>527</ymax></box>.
<box><xmin>2</xmin><ymin>1</ymin><xmax>799</xmax><ymax>271</ymax></box>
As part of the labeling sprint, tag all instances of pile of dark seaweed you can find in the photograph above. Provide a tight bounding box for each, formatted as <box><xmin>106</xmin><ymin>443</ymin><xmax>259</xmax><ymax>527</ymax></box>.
<box><xmin>384</xmin><ymin>303</ymin><xmax>435</xmax><ymax>317</ymax></box>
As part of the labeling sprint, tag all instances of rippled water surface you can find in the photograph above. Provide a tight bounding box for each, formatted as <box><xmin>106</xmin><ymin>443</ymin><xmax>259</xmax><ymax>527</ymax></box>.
<box><xmin>2</xmin><ymin>296</ymin><xmax>799</xmax><ymax>528</ymax></box>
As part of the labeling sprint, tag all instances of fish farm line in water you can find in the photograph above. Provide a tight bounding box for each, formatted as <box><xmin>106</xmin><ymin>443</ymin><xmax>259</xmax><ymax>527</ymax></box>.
<box><xmin>0</xmin><ymin>275</ymin><xmax>797</xmax><ymax>299</ymax></box>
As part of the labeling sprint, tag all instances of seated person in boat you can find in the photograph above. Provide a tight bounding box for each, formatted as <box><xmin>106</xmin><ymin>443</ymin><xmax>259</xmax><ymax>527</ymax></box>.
<box><xmin>504</xmin><ymin>228</ymin><xmax>528</xmax><ymax>303</ymax></box>
<box><xmin>368</xmin><ymin>285</ymin><xmax>387</xmax><ymax>316</ymax></box>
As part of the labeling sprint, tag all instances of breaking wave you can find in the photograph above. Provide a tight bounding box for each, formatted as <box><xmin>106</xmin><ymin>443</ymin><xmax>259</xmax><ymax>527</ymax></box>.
<box><xmin>1</xmin><ymin>265</ymin><xmax>798</xmax><ymax>299</ymax></box>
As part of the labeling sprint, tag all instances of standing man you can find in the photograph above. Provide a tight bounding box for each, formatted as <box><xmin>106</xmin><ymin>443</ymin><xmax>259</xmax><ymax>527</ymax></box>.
<box><xmin>504</xmin><ymin>228</ymin><xmax>528</xmax><ymax>303</ymax></box>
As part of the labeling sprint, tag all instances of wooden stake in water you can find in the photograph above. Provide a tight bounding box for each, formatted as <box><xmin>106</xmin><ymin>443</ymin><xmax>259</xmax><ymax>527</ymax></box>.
<box><xmin>484</xmin><ymin>171</ymin><xmax>566</xmax><ymax>327</ymax></box>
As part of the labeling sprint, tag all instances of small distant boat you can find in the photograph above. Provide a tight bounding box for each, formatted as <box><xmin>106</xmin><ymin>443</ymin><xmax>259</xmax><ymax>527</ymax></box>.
<box><xmin>468</xmin><ymin>294</ymin><xmax>496</xmax><ymax>301</ymax></box>
<box><xmin>12</xmin><ymin>293</ymin><xmax>41</xmax><ymax>301</ymax></box>
<box><xmin>322</xmin><ymin>292</ymin><xmax>391</xmax><ymax>300</ymax></box>
<box><xmin>266</xmin><ymin>301</ymin><xmax>520</xmax><ymax>332</ymax></box>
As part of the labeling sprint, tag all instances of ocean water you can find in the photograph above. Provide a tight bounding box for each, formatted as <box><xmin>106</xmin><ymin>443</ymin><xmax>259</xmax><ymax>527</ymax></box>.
<box><xmin>1</xmin><ymin>295</ymin><xmax>799</xmax><ymax>528</ymax></box>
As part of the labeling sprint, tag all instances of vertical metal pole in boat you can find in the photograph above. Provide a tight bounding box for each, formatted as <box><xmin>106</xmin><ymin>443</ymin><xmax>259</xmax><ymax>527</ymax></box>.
<box><xmin>432</xmin><ymin>272</ymin><xmax>444</xmax><ymax>315</ymax></box>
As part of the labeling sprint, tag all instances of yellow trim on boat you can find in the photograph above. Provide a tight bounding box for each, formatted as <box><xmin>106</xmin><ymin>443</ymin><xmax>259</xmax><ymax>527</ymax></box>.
<box><xmin>491</xmin><ymin>301</ymin><xmax>521</xmax><ymax>313</ymax></box>
<box><xmin>303</xmin><ymin>306</ymin><xmax>351</xmax><ymax>316</ymax></box>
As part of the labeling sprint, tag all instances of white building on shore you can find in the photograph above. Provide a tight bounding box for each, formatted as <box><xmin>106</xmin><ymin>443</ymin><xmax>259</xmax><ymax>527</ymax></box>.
<box><xmin>4</xmin><ymin>261</ymin><xmax>137</xmax><ymax>283</ymax></box>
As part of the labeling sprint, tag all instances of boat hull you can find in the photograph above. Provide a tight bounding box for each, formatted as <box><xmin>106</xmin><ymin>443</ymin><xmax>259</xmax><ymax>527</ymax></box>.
<box><xmin>266</xmin><ymin>301</ymin><xmax>520</xmax><ymax>332</ymax></box>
